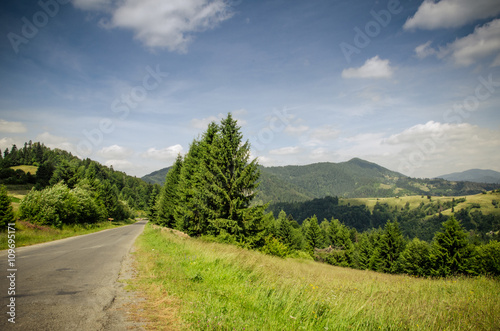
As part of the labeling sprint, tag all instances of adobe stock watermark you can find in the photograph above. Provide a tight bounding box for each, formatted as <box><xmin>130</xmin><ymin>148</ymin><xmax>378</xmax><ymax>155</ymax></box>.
<box><xmin>7</xmin><ymin>0</ymin><xmax>70</xmax><ymax>54</ymax></box>
<box><xmin>398</xmin><ymin>73</ymin><xmax>500</xmax><ymax>176</ymax></box>
<box><xmin>249</xmin><ymin>107</ymin><xmax>293</xmax><ymax>152</ymax></box>
<box><xmin>339</xmin><ymin>0</ymin><xmax>403</xmax><ymax>64</ymax></box>
<box><xmin>77</xmin><ymin>65</ymin><xmax>168</xmax><ymax>156</ymax></box>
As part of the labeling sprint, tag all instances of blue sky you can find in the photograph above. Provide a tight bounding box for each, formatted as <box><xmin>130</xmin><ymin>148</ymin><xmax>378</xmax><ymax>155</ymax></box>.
<box><xmin>1</xmin><ymin>0</ymin><xmax>500</xmax><ymax>178</ymax></box>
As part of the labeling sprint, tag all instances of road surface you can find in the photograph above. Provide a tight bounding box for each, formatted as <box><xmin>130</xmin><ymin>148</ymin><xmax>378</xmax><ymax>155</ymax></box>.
<box><xmin>0</xmin><ymin>220</ymin><xmax>147</xmax><ymax>330</ymax></box>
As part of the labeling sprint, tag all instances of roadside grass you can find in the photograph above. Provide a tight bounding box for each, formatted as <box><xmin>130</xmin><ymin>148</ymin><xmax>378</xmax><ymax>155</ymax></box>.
<box><xmin>0</xmin><ymin>219</ymin><xmax>137</xmax><ymax>250</ymax></box>
<box><xmin>131</xmin><ymin>224</ymin><xmax>500</xmax><ymax>330</ymax></box>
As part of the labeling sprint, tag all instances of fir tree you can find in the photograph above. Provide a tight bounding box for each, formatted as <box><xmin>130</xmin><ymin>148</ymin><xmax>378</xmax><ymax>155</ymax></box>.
<box><xmin>277</xmin><ymin>210</ymin><xmax>294</xmax><ymax>247</ymax></box>
<box><xmin>377</xmin><ymin>221</ymin><xmax>406</xmax><ymax>273</ymax></box>
<box><xmin>157</xmin><ymin>154</ymin><xmax>183</xmax><ymax>228</ymax></box>
<box><xmin>432</xmin><ymin>216</ymin><xmax>472</xmax><ymax>276</ymax></box>
<box><xmin>306</xmin><ymin>215</ymin><xmax>323</xmax><ymax>254</ymax></box>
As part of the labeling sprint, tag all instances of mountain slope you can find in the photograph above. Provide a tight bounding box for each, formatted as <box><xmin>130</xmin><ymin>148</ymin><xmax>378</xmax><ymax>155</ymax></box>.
<box><xmin>142</xmin><ymin>158</ymin><xmax>500</xmax><ymax>203</ymax></box>
<box><xmin>142</xmin><ymin>167</ymin><xmax>170</xmax><ymax>185</ymax></box>
<box><xmin>437</xmin><ymin>169</ymin><xmax>500</xmax><ymax>184</ymax></box>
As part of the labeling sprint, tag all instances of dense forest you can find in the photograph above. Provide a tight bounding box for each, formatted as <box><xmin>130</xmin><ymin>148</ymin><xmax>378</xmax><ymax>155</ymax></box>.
<box><xmin>269</xmin><ymin>195</ymin><xmax>500</xmax><ymax>242</ymax></box>
<box><xmin>0</xmin><ymin>141</ymin><xmax>157</xmax><ymax>227</ymax></box>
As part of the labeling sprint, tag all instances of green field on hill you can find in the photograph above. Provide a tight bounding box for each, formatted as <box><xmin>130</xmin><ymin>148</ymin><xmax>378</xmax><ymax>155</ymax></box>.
<box><xmin>341</xmin><ymin>191</ymin><xmax>500</xmax><ymax>218</ymax></box>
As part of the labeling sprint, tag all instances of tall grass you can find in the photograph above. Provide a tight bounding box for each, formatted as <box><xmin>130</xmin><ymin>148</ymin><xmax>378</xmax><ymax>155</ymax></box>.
<box><xmin>0</xmin><ymin>219</ymin><xmax>136</xmax><ymax>250</ymax></box>
<box><xmin>131</xmin><ymin>224</ymin><xmax>500</xmax><ymax>330</ymax></box>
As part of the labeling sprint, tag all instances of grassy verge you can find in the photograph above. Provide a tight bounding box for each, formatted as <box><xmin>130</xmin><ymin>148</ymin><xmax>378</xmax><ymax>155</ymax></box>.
<box><xmin>0</xmin><ymin>219</ymin><xmax>137</xmax><ymax>250</ymax></box>
<box><xmin>130</xmin><ymin>224</ymin><xmax>500</xmax><ymax>330</ymax></box>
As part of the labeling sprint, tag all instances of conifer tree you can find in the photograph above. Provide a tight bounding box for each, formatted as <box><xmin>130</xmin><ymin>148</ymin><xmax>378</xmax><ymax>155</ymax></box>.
<box><xmin>0</xmin><ymin>185</ymin><xmax>14</xmax><ymax>227</ymax></box>
<box><xmin>306</xmin><ymin>215</ymin><xmax>323</xmax><ymax>254</ymax></box>
<box><xmin>396</xmin><ymin>237</ymin><xmax>433</xmax><ymax>276</ymax></box>
<box><xmin>201</xmin><ymin>114</ymin><xmax>266</xmax><ymax>243</ymax></box>
<box><xmin>277</xmin><ymin>210</ymin><xmax>293</xmax><ymax>247</ymax></box>
<box><xmin>156</xmin><ymin>154</ymin><xmax>183</xmax><ymax>228</ymax></box>
<box><xmin>432</xmin><ymin>216</ymin><xmax>472</xmax><ymax>276</ymax></box>
<box><xmin>377</xmin><ymin>221</ymin><xmax>406</xmax><ymax>273</ymax></box>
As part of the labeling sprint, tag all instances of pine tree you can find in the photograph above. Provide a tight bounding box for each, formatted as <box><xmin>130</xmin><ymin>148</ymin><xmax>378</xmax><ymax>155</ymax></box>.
<box><xmin>0</xmin><ymin>185</ymin><xmax>14</xmax><ymax>228</ymax></box>
<box><xmin>201</xmin><ymin>114</ymin><xmax>266</xmax><ymax>243</ymax></box>
<box><xmin>306</xmin><ymin>215</ymin><xmax>323</xmax><ymax>254</ymax></box>
<box><xmin>432</xmin><ymin>216</ymin><xmax>472</xmax><ymax>276</ymax></box>
<box><xmin>277</xmin><ymin>210</ymin><xmax>294</xmax><ymax>247</ymax></box>
<box><xmin>396</xmin><ymin>237</ymin><xmax>433</xmax><ymax>276</ymax></box>
<box><xmin>377</xmin><ymin>221</ymin><xmax>406</xmax><ymax>273</ymax></box>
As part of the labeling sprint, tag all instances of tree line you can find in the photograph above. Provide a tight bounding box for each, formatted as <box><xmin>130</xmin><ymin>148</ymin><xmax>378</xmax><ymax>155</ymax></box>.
<box><xmin>269</xmin><ymin>196</ymin><xmax>500</xmax><ymax>242</ymax></box>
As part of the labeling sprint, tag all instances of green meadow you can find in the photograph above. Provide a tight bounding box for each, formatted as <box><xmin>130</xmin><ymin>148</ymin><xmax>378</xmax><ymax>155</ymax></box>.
<box><xmin>129</xmin><ymin>224</ymin><xmax>500</xmax><ymax>330</ymax></box>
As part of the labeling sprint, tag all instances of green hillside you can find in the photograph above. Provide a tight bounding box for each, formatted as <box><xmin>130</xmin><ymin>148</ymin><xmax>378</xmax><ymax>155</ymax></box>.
<box><xmin>143</xmin><ymin>158</ymin><xmax>500</xmax><ymax>203</ymax></box>
<box><xmin>141</xmin><ymin>166</ymin><xmax>170</xmax><ymax>185</ymax></box>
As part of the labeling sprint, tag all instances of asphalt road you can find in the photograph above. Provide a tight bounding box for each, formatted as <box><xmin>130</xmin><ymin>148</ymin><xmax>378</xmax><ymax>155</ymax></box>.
<box><xmin>0</xmin><ymin>220</ymin><xmax>147</xmax><ymax>330</ymax></box>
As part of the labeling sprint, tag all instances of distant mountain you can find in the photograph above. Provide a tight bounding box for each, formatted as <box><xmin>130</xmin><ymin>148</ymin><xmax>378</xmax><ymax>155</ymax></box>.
<box><xmin>142</xmin><ymin>158</ymin><xmax>500</xmax><ymax>202</ymax></box>
<box><xmin>436</xmin><ymin>169</ymin><xmax>500</xmax><ymax>184</ymax></box>
<box><xmin>141</xmin><ymin>167</ymin><xmax>170</xmax><ymax>185</ymax></box>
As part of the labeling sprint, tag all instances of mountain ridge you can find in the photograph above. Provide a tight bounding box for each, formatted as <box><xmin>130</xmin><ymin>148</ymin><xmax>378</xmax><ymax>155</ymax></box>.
<box><xmin>437</xmin><ymin>169</ymin><xmax>500</xmax><ymax>184</ymax></box>
<box><xmin>142</xmin><ymin>158</ymin><xmax>500</xmax><ymax>202</ymax></box>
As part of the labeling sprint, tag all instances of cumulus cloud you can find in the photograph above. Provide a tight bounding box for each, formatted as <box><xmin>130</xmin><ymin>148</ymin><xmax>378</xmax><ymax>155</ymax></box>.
<box><xmin>404</xmin><ymin>0</ymin><xmax>500</xmax><ymax>30</ymax></box>
<box><xmin>305</xmin><ymin>125</ymin><xmax>340</xmax><ymax>146</ymax></box>
<box><xmin>142</xmin><ymin>144</ymin><xmax>184</xmax><ymax>161</ymax></box>
<box><xmin>36</xmin><ymin>132</ymin><xmax>77</xmax><ymax>154</ymax></box>
<box><xmin>97</xmin><ymin>144</ymin><xmax>134</xmax><ymax>159</ymax></box>
<box><xmin>414</xmin><ymin>19</ymin><xmax>500</xmax><ymax>66</ymax></box>
<box><xmin>269</xmin><ymin>146</ymin><xmax>301</xmax><ymax>155</ymax></box>
<box><xmin>381</xmin><ymin>121</ymin><xmax>500</xmax><ymax>177</ymax></box>
<box><xmin>75</xmin><ymin>0</ymin><xmax>234</xmax><ymax>52</ymax></box>
<box><xmin>342</xmin><ymin>56</ymin><xmax>394</xmax><ymax>79</ymax></box>
<box><xmin>0</xmin><ymin>119</ymin><xmax>27</xmax><ymax>133</ymax></box>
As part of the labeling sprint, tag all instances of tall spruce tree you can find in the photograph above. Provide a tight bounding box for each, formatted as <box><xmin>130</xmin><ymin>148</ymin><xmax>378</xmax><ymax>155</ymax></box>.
<box><xmin>202</xmin><ymin>114</ymin><xmax>266</xmax><ymax>243</ymax></box>
<box><xmin>432</xmin><ymin>216</ymin><xmax>472</xmax><ymax>276</ymax></box>
<box><xmin>306</xmin><ymin>215</ymin><xmax>323</xmax><ymax>254</ymax></box>
<box><xmin>377</xmin><ymin>220</ymin><xmax>406</xmax><ymax>273</ymax></box>
<box><xmin>156</xmin><ymin>154</ymin><xmax>183</xmax><ymax>228</ymax></box>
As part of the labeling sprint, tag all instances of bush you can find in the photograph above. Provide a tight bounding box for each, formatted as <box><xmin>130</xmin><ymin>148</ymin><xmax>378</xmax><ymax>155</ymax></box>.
<box><xmin>19</xmin><ymin>182</ymin><xmax>105</xmax><ymax>227</ymax></box>
<box><xmin>261</xmin><ymin>236</ymin><xmax>290</xmax><ymax>258</ymax></box>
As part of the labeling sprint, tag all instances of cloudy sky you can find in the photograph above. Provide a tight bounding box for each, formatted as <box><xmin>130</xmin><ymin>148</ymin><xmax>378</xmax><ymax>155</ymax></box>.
<box><xmin>1</xmin><ymin>0</ymin><xmax>499</xmax><ymax>178</ymax></box>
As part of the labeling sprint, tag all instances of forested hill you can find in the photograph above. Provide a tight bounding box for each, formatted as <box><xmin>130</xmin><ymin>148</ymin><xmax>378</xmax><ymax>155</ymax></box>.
<box><xmin>142</xmin><ymin>166</ymin><xmax>170</xmax><ymax>184</ymax></box>
<box><xmin>1</xmin><ymin>141</ymin><xmax>156</xmax><ymax>213</ymax></box>
<box><xmin>143</xmin><ymin>157</ymin><xmax>500</xmax><ymax>202</ymax></box>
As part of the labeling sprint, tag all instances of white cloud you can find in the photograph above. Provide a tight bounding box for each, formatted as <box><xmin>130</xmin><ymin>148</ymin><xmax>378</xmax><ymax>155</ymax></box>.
<box><xmin>142</xmin><ymin>144</ymin><xmax>184</xmax><ymax>161</ymax></box>
<box><xmin>446</xmin><ymin>19</ymin><xmax>500</xmax><ymax>66</ymax></box>
<box><xmin>0</xmin><ymin>119</ymin><xmax>27</xmax><ymax>133</ymax></box>
<box><xmin>404</xmin><ymin>0</ymin><xmax>500</xmax><ymax>30</ymax></box>
<box><xmin>284</xmin><ymin>124</ymin><xmax>309</xmax><ymax>135</ymax></box>
<box><xmin>97</xmin><ymin>144</ymin><xmax>134</xmax><ymax>159</ymax></box>
<box><xmin>414</xmin><ymin>19</ymin><xmax>500</xmax><ymax>66</ymax></box>
<box><xmin>381</xmin><ymin>121</ymin><xmax>500</xmax><ymax>177</ymax></box>
<box><xmin>191</xmin><ymin>115</ymin><xmax>220</xmax><ymax>129</ymax></box>
<box><xmin>269</xmin><ymin>146</ymin><xmax>301</xmax><ymax>155</ymax></box>
<box><xmin>36</xmin><ymin>132</ymin><xmax>77</xmax><ymax>154</ymax></box>
<box><xmin>342</xmin><ymin>56</ymin><xmax>394</xmax><ymax>79</ymax></box>
<box><xmin>0</xmin><ymin>137</ymin><xmax>18</xmax><ymax>151</ymax></box>
<box><xmin>102</xmin><ymin>0</ymin><xmax>234</xmax><ymax>52</ymax></box>
<box><xmin>305</xmin><ymin>125</ymin><xmax>340</xmax><ymax>146</ymax></box>
<box><xmin>415</xmin><ymin>41</ymin><xmax>437</xmax><ymax>59</ymax></box>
